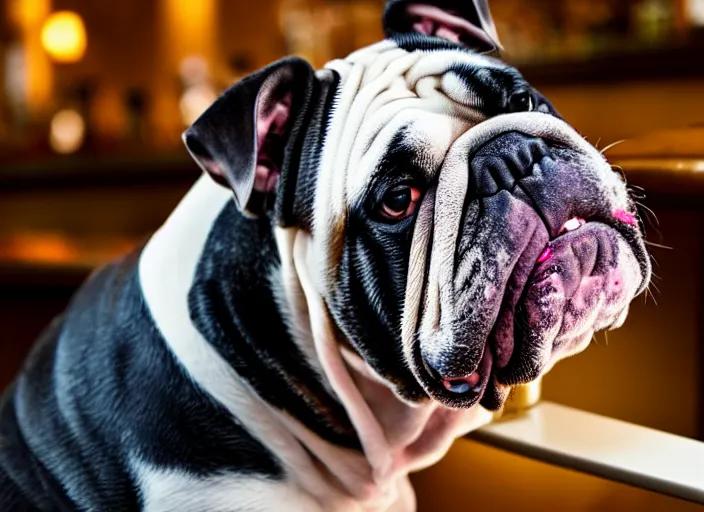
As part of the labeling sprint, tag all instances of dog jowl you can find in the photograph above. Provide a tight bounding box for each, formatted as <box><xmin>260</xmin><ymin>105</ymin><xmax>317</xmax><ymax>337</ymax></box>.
<box><xmin>0</xmin><ymin>0</ymin><xmax>652</xmax><ymax>510</ymax></box>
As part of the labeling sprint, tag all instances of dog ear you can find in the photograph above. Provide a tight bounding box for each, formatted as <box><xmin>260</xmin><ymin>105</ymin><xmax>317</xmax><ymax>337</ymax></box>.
<box><xmin>382</xmin><ymin>0</ymin><xmax>502</xmax><ymax>54</ymax></box>
<box><xmin>182</xmin><ymin>57</ymin><xmax>316</xmax><ymax>218</ymax></box>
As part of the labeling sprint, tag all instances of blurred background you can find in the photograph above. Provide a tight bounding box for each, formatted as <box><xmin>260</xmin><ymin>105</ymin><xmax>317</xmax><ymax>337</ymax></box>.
<box><xmin>1</xmin><ymin>0</ymin><xmax>704</xmax><ymax>497</ymax></box>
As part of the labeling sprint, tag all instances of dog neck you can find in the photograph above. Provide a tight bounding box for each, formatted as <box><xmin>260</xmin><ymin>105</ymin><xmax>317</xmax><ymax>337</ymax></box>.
<box><xmin>276</xmin><ymin>226</ymin><xmax>494</xmax><ymax>500</ymax></box>
<box><xmin>138</xmin><ymin>174</ymin><xmax>492</xmax><ymax>509</ymax></box>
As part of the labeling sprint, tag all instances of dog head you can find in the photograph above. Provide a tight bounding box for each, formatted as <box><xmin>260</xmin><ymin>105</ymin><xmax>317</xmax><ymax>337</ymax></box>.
<box><xmin>182</xmin><ymin>0</ymin><xmax>651</xmax><ymax>411</ymax></box>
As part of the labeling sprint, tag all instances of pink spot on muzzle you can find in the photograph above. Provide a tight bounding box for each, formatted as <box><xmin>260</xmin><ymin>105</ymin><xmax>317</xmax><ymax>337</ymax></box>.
<box><xmin>537</xmin><ymin>246</ymin><xmax>553</xmax><ymax>263</ymax></box>
<box><xmin>613</xmin><ymin>209</ymin><xmax>637</xmax><ymax>226</ymax></box>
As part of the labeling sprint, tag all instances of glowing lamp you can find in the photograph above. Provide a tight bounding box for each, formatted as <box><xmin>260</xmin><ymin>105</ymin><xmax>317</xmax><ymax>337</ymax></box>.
<box><xmin>49</xmin><ymin>109</ymin><xmax>85</xmax><ymax>154</ymax></box>
<box><xmin>41</xmin><ymin>11</ymin><xmax>87</xmax><ymax>63</ymax></box>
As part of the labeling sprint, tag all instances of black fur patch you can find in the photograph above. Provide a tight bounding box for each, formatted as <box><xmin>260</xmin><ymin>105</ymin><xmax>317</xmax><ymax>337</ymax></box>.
<box><xmin>392</xmin><ymin>33</ymin><xmax>486</xmax><ymax>54</ymax></box>
<box><xmin>188</xmin><ymin>201</ymin><xmax>362</xmax><ymax>450</ymax></box>
<box><xmin>290</xmin><ymin>69</ymin><xmax>341</xmax><ymax>232</ymax></box>
<box><xmin>327</xmin><ymin>130</ymin><xmax>432</xmax><ymax>401</ymax></box>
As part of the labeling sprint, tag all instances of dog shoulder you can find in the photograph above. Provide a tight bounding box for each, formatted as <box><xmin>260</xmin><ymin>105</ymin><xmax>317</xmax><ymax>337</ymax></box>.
<box><xmin>2</xmin><ymin>234</ymin><xmax>286</xmax><ymax>508</ymax></box>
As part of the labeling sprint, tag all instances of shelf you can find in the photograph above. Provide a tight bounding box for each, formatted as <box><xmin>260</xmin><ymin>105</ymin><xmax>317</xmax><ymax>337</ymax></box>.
<box><xmin>510</xmin><ymin>34</ymin><xmax>704</xmax><ymax>86</ymax></box>
<box><xmin>471</xmin><ymin>401</ymin><xmax>704</xmax><ymax>505</ymax></box>
<box><xmin>0</xmin><ymin>150</ymin><xmax>199</xmax><ymax>192</ymax></box>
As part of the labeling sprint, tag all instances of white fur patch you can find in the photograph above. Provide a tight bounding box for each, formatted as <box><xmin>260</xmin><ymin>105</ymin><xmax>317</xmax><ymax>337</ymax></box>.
<box><xmin>133</xmin><ymin>461</ymin><xmax>323</xmax><ymax>512</ymax></box>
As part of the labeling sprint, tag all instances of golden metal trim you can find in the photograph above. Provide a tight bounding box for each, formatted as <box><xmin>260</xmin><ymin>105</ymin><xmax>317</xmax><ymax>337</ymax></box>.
<box><xmin>491</xmin><ymin>378</ymin><xmax>543</xmax><ymax>422</ymax></box>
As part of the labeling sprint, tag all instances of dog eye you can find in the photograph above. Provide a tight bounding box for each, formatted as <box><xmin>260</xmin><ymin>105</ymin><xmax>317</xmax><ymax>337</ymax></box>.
<box><xmin>379</xmin><ymin>185</ymin><xmax>422</xmax><ymax>221</ymax></box>
<box><xmin>507</xmin><ymin>90</ymin><xmax>533</xmax><ymax>113</ymax></box>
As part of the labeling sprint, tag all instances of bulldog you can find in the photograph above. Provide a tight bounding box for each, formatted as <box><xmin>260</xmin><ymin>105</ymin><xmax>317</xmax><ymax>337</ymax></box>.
<box><xmin>0</xmin><ymin>1</ymin><xmax>651</xmax><ymax>510</ymax></box>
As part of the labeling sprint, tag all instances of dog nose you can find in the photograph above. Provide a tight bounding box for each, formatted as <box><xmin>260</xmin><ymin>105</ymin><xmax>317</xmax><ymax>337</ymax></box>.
<box><xmin>469</xmin><ymin>132</ymin><xmax>550</xmax><ymax>198</ymax></box>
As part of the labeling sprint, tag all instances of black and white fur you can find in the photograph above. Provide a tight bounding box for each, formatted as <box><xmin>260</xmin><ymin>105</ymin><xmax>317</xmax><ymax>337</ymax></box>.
<box><xmin>0</xmin><ymin>1</ymin><xmax>651</xmax><ymax>510</ymax></box>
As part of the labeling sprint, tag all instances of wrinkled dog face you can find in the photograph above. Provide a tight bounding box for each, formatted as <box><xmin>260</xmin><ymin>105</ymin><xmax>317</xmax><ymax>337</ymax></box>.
<box><xmin>315</xmin><ymin>2</ymin><xmax>652</xmax><ymax>410</ymax></box>
<box><xmin>184</xmin><ymin>1</ymin><xmax>652</xmax><ymax>413</ymax></box>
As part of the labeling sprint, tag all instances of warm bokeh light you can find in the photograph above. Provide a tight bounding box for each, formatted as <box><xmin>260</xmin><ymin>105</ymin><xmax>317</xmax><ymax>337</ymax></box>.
<box><xmin>0</xmin><ymin>232</ymin><xmax>138</xmax><ymax>269</ymax></box>
<box><xmin>6</xmin><ymin>0</ymin><xmax>54</xmax><ymax>118</ymax></box>
<box><xmin>40</xmin><ymin>11</ymin><xmax>88</xmax><ymax>63</ymax></box>
<box><xmin>179</xmin><ymin>84</ymin><xmax>217</xmax><ymax>126</ymax></box>
<box><xmin>49</xmin><ymin>108</ymin><xmax>86</xmax><ymax>154</ymax></box>
<box><xmin>7</xmin><ymin>0</ymin><xmax>48</xmax><ymax>26</ymax></box>
<box><xmin>178</xmin><ymin>55</ymin><xmax>217</xmax><ymax>126</ymax></box>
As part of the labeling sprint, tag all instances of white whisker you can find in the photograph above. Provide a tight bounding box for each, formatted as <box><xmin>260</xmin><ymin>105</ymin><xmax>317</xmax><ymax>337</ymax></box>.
<box><xmin>600</xmin><ymin>139</ymin><xmax>627</xmax><ymax>155</ymax></box>
<box><xmin>645</xmin><ymin>241</ymin><xmax>673</xmax><ymax>250</ymax></box>
<box><xmin>636</xmin><ymin>201</ymin><xmax>660</xmax><ymax>228</ymax></box>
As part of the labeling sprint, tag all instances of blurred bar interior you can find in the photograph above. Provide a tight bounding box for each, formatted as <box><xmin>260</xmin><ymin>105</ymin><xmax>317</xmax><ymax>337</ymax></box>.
<box><xmin>2</xmin><ymin>0</ymin><xmax>704</xmax><ymax>164</ymax></box>
<box><xmin>2</xmin><ymin>0</ymin><xmax>704</xmax><ymax>454</ymax></box>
